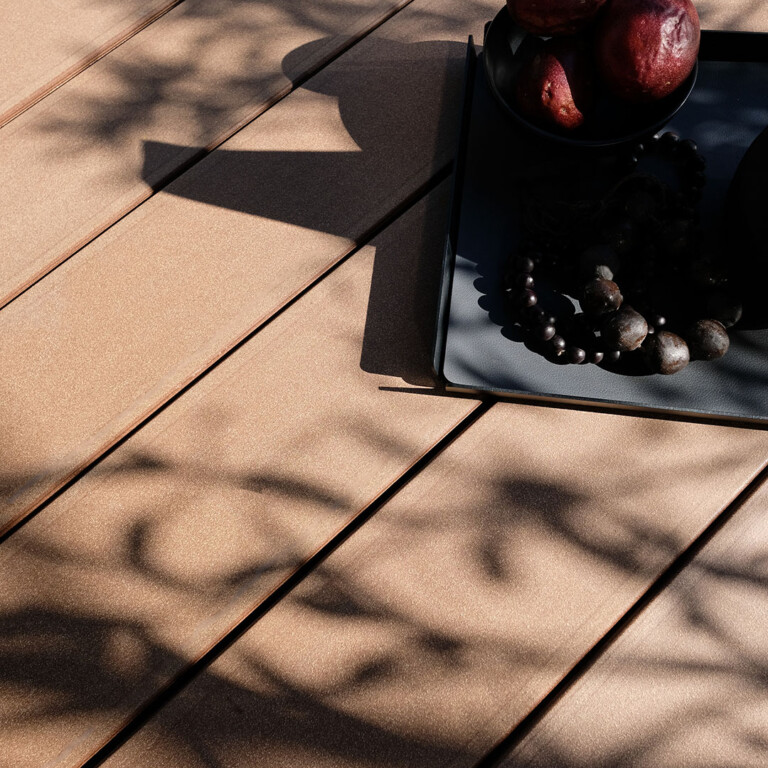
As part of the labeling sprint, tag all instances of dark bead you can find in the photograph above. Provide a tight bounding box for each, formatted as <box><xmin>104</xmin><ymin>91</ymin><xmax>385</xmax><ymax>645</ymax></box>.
<box><xmin>537</xmin><ymin>324</ymin><xmax>557</xmax><ymax>341</ymax></box>
<box><xmin>659</xmin><ymin>131</ymin><xmax>680</xmax><ymax>149</ymax></box>
<box><xmin>679</xmin><ymin>138</ymin><xmax>698</xmax><ymax>154</ymax></box>
<box><xmin>516</xmin><ymin>273</ymin><xmax>535</xmax><ymax>289</ymax></box>
<box><xmin>651</xmin><ymin>314</ymin><xmax>666</xmax><ymax>328</ymax></box>
<box><xmin>706</xmin><ymin>291</ymin><xmax>743</xmax><ymax>328</ymax></box>
<box><xmin>581</xmin><ymin>277</ymin><xmax>623</xmax><ymax>316</ymax></box>
<box><xmin>519</xmin><ymin>289</ymin><xmax>538</xmax><ymax>308</ymax></box>
<box><xmin>643</xmin><ymin>331</ymin><xmax>690</xmax><ymax>374</ymax></box>
<box><xmin>686</xmin><ymin>319</ymin><xmax>729</xmax><ymax>361</ymax></box>
<box><xmin>588</xmin><ymin>350</ymin><xmax>605</xmax><ymax>365</ymax></box>
<box><xmin>605</xmin><ymin>350</ymin><xmax>622</xmax><ymax>363</ymax></box>
<box><xmin>526</xmin><ymin>305</ymin><xmax>546</xmax><ymax>324</ymax></box>
<box><xmin>567</xmin><ymin>346</ymin><xmax>587</xmax><ymax>364</ymax></box>
<box><xmin>632</xmin><ymin>141</ymin><xmax>646</xmax><ymax>156</ymax></box>
<box><xmin>517</xmin><ymin>256</ymin><xmax>535</xmax><ymax>273</ymax></box>
<box><xmin>551</xmin><ymin>335</ymin><xmax>567</xmax><ymax>354</ymax></box>
<box><xmin>601</xmin><ymin>306</ymin><xmax>649</xmax><ymax>351</ymax></box>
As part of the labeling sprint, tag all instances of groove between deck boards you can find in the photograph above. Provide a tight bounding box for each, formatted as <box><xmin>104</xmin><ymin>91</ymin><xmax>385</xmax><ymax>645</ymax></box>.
<box><xmin>0</xmin><ymin>0</ymin><xmax>185</xmax><ymax>130</ymax></box>
<box><xmin>0</xmin><ymin>0</ymin><xmax>179</xmax><ymax>128</ymax></box>
<box><xmin>0</xmin><ymin>0</ymin><xmax>416</xmax><ymax>312</ymax></box>
<box><xmin>0</xmin><ymin>0</ymin><xmax>501</xmax><ymax>534</ymax></box>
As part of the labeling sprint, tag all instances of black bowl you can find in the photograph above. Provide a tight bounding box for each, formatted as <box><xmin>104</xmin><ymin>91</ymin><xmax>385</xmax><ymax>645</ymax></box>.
<box><xmin>483</xmin><ymin>6</ymin><xmax>698</xmax><ymax>148</ymax></box>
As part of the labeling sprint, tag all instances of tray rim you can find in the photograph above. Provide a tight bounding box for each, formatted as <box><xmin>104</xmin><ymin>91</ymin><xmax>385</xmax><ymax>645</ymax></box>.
<box><xmin>432</xmin><ymin>29</ymin><xmax>768</xmax><ymax>427</ymax></box>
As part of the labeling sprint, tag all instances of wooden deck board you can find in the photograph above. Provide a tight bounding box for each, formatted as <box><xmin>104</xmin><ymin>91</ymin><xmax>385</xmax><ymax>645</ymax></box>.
<box><xmin>496</xmin><ymin>474</ymin><xmax>768</xmax><ymax>768</ymax></box>
<box><xmin>1</xmin><ymin>1</ymin><xmax>767</xmax><ymax>767</ymax></box>
<box><xmin>95</xmin><ymin>405</ymin><xmax>768</xmax><ymax>768</ymax></box>
<box><xmin>0</xmin><ymin>0</ymin><xmax>181</xmax><ymax>128</ymax></box>
<box><xmin>0</xmin><ymin>0</ymin><xmax>414</xmax><ymax>311</ymax></box>
<box><xmin>4</xmin><ymin>177</ymin><xmax>766</xmax><ymax>766</ymax></box>
<box><xmin>0</xmin><ymin>0</ymin><xmax>501</xmax><ymax>535</ymax></box>
<box><xmin>0</xmin><ymin>180</ymin><xmax>481</xmax><ymax>768</ymax></box>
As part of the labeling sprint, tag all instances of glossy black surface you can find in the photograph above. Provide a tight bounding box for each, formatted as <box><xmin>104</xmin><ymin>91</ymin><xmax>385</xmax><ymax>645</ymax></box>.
<box><xmin>434</xmin><ymin>32</ymin><xmax>768</xmax><ymax>424</ymax></box>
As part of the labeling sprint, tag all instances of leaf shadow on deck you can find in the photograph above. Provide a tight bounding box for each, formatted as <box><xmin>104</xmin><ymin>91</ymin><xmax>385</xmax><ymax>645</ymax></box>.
<box><xmin>495</xmin><ymin>508</ymin><xmax>768</xmax><ymax>767</ymax></box>
<box><xmin>1</xmin><ymin>431</ymin><xmax>766</xmax><ymax>767</ymax></box>
<box><xmin>3</xmin><ymin>4</ymin><xmax>768</xmax><ymax>768</ymax></box>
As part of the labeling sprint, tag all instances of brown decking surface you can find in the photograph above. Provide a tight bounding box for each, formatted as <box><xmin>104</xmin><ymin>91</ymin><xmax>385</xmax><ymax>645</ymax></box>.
<box><xmin>1</xmin><ymin>2</ymin><xmax>767</xmax><ymax>767</ymax></box>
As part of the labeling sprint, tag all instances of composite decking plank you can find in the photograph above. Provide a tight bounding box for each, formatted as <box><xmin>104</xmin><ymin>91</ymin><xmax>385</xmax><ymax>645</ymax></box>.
<box><xmin>696</xmin><ymin>0</ymin><xmax>768</xmax><ymax>31</ymax></box>
<box><xmin>0</xmin><ymin>181</ymin><xmax>481</xmax><ymax>768</ymax></box>
<box><xmin>0</xmin><ymin>0</ymin><xmax>501</xmax><ymax>534</ymax></box>
<box><xmin>0</xmin><ymin>0</ymin><xmax>415</xmax><ymax>311</ymax></box>
<box><xmin>0</xmin><ymin>0</ymin><xmax>181</xmax><ymax>129</ymax></box>
<box><xmin>3</xmin><ymin>177</ymin><xmax>767</xmax><ymax>768</ymax></box>
<box><xmin>493</xmin><ymin>473</ymin><xmax>768</xmax><ymax>768</ymax></box>
<box><xmin>93</xmin><ymin>406</ymin><xmax>768</xmax><ymax>768</ymax></box>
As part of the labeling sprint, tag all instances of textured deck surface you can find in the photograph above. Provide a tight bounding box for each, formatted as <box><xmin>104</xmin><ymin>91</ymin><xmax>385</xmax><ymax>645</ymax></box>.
<box><xmin>1</xmin><ymin>2</ymin><xmax>767</xmax><ymax>767</ymax></box>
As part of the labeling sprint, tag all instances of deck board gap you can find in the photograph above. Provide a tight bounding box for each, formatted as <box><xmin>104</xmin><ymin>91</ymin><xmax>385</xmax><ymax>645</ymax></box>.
<box><xmin>78</xmin><ymin>399</ymin><xmax>493</xmax><ymax>768</ymax></box>
<box><xmin>472</xmin><ymin>460</ymin><xmax>768</xmax><ymax>768</ymax></box>
<box><xmin>0</xmin><ymin>0</ymin><xmax>186</xmax><ymax>130</ymax></box>
<box><xmin>0</xmin><ymin>161</ymin><xmax>452</xmax><ymax>544</ymax></box>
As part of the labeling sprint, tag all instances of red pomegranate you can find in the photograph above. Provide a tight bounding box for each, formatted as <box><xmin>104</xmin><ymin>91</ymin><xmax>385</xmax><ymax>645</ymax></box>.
<box><xmin>516</xmin><ymin>36</ymin><xmax>595</xmax><ymax>131</ymax></box>
<box><xmin>596</xmin><ymin>0</ymin><xmax>700</xmax><ymax>102</ymax></box>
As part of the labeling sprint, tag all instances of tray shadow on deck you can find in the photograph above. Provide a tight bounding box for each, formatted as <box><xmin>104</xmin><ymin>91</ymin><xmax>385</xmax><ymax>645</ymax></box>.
<box><xmin>141</xmin><ymin>37</ymin><xmax>469</xmax><ymax>389</ymax></box>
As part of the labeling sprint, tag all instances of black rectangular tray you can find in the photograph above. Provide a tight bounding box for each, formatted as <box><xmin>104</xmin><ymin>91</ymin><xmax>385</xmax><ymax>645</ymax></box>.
<box><xmin>433</xmin><ymin>30</ymin><xmax>768</xmax><ymax>425</ymax></box>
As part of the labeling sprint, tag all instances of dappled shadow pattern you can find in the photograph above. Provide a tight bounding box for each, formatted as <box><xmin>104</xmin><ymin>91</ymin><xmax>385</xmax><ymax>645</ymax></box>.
<box><xmin>498</xmin><ymin>492</ymin><xmax>768</xmax><ymax>767</ymax></box>
<box><xmin>3</xmin><ymin>409</ymin><xmax>763</xmax><ymax>768</ymax></box>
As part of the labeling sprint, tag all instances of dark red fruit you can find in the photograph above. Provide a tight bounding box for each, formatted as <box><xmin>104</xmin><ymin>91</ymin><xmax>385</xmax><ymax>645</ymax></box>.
<box><xmin>596</xmin><ymin>0</ymin><xmax>700</xmax><ymax>102</ymax></box>
<box><xmin>506</xmin><ymin>0</ymin><xmax>608</xmax><ymax>36</ymax></box>
<box><xmin>515</xmin><ymin>36</ymin><xmax>595</xmax><ymax>131</ymax></box>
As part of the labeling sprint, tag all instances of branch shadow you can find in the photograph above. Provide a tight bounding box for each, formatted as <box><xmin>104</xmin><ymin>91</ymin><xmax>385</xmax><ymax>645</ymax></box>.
<box><xmin>3</xmin><ymin>445</ymin><xmax>768</xmax><ymax>768</ymax></box>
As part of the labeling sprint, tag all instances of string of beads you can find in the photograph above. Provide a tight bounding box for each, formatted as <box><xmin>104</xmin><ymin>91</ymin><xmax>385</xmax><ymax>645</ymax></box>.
<box><xmin>502</xmin><ymin>132</ymin><xmax>740</xmax><ymax>374</ymax></box>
